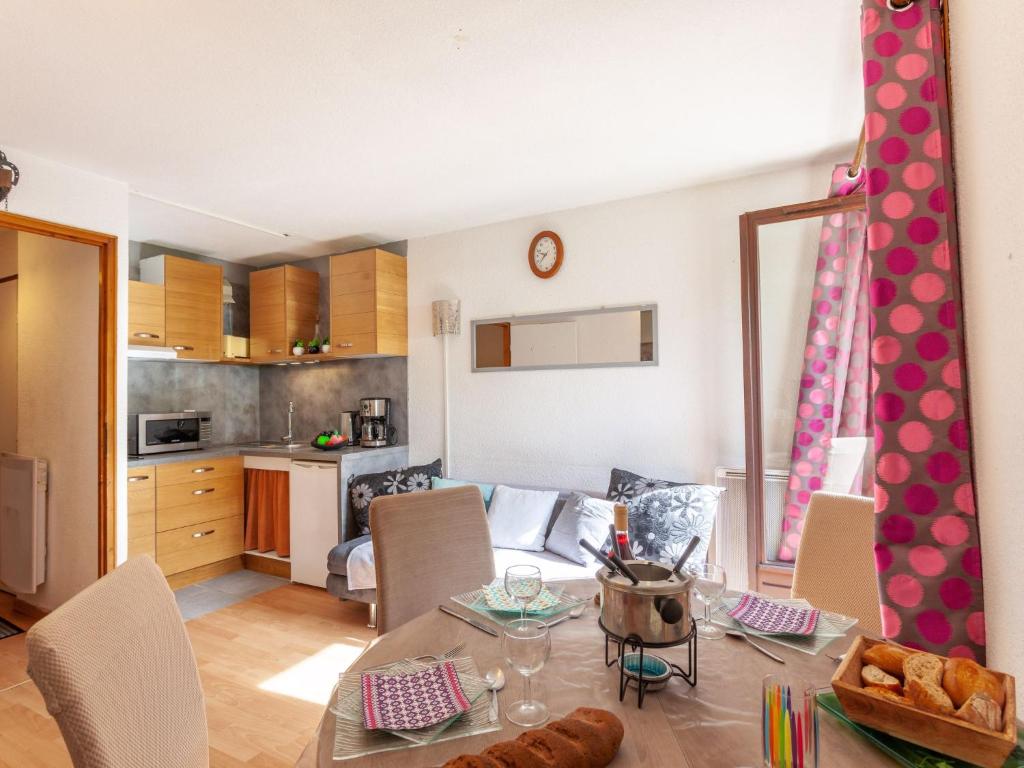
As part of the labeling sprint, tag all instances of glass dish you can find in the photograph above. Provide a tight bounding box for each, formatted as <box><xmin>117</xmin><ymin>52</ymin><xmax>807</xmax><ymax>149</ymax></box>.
<box><xmin>452</xmin><ymin>581</ymin><xmax>585</xmax><ymax>624</ymax></box>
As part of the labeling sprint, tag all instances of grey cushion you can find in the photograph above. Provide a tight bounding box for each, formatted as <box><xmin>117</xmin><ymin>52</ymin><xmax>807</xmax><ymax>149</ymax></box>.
<box><xmin>545</xmin><ymin>492</ymin><xmax>617</xmax><ymax>566</ymax></box>
<box><xmin>627</xmin><ymin>485</ymin><xmax>724</xmax><ymax>566</ymax></box>
<box><xmin>327</xmin><ymin>534</ymin><xmax>372</xmax><ymax>576</ymax></box>
<box><xmin>606</xmin><ymin>467</ymin><xmax>693</xmax><ymax>502</ymax></box>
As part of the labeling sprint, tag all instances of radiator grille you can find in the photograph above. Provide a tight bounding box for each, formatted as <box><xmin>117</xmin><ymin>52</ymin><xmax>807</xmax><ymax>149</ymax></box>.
<box><xmin>713</xmin><ymin>467</ymin><xmax>790</xmax><ymax>593</ymax></box>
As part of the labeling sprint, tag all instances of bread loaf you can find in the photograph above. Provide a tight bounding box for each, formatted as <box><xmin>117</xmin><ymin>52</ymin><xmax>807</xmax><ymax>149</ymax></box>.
<box><xmin>862</xmin><ymin>643</ymin><xmax>912</xmax><ymax>679</ymax></box>
<box><xmin>903</xmin><ymin>652</ymin><xmax>944</xmax><ymax>687</ymax></box>
<box><xmin>943</xmin><ymin>657</ymin><xmax>1005</xmax><ymax>708</ymax></box>
<box><xmin>955</xmin><ymin>692</ymin><xmax>1004</xmax><ymax>732</ymax></box>
<box><xmin>440</xmin><ymin>708</ymin><xmax>624</xmax><ymax>768</ymax></box>
<box><xmin>906</xmin><ymin>678</ymin><xmax>955</xmax><ymax>716</ymax></box>
<box><xmin>861</xmin><ymin>664</ymin><xmax>902</xmax><ymax>693</ymax></box>
<box><xmin>863</xmin><ymin>685</ymin><xmax>913</xmax><ymax>706</ymax></box>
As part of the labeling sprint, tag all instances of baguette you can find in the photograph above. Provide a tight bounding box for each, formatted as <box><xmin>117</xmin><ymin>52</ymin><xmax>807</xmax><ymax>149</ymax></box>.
<box><xmin>862</xmin><ymin>643</ymin><xmax>912</xmax><ymax>679</ymax></box>
<box><xmin>903</xmin><ymin>652</ymin><xmax>944</xmax><ymax>687</ymax></box>
<box><xmin>861</xmin><ymin>664</ymin><xmax>903</xmax><ymax>693</ymax></box>
<box><xmin>955</xmin><ymin>692</ymin><xmax>1004</xmax><ymax>732</ymax></box>
<box><xmin>441</xmin><ymin>708</ymin><xmax>624</xmax><ymax>768</ymax></box>
<box><xmin>943</xmin><ymin>657</ymin><xmax>1005</xmax><ymax>708</ymax></box>
<box><xmin>906</xmin><ymin>677</ymin><xmax>955</xmax><ymax>716</ymax></box>
<box><xmin>863</xmin><ymin>685</ymin><xmax>913</xmax><ymax>706</ymax></box>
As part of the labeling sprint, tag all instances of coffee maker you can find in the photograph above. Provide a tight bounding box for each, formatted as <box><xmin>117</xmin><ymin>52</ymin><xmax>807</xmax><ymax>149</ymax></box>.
<box><xmin>359</xmin><ymin>397</ymin><xmax>394</xmax><ymax>447</ymax></box>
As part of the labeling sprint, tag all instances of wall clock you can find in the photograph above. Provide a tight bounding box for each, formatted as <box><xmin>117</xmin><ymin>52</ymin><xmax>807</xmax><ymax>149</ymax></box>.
<box><xmin>528</xmin><ymin>231</ymin><xmax>564</xmax><ymax>279</ymax></box>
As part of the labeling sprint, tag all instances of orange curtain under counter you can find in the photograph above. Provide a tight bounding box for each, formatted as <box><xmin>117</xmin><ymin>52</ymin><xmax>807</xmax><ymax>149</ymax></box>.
<box><xmin>244</xmin><ymin>469</ymin><xmax>290</xmax><ymax>557</ymax></box>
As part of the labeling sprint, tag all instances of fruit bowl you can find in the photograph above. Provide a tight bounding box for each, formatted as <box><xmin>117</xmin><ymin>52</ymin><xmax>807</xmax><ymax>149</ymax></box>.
<box><xmin>311</xmin><ymin>431</ymin><xmax>349</xmax><ymax>451</ymax></box>
<box><xmin>309</xmin><ymin>439</ymin><xmax>345</xmax><ymax>451</ymax></box>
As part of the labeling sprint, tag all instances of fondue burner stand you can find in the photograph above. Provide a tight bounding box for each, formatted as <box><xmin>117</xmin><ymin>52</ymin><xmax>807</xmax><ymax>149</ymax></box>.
<box><xmin>599</xmin><ymin>617</ymin><xmax>698</xmax><ymax>708</ymax></box>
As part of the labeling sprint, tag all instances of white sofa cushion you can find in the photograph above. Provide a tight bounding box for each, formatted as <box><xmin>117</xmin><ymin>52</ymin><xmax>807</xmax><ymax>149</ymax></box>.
<box><xmin>492</xmin><ymin>547</ymin><xmax>595</xmax><ymax>583</ymax></box>
<box><xmin>486</xmin><ymin>485</ymin><xmax>558</xmax><ymax>552</ymax></box>
<box><xmin>544</xmin><ymin>492</ymin><xmax>616</xmax><ymax>566</ymax></box>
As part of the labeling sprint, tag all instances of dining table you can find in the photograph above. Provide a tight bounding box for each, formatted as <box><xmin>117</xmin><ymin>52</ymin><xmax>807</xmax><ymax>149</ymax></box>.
<box><xmin>297</xmin><ymin>578</ymin><xmax>902</xmax><ymax>767</ymax></box>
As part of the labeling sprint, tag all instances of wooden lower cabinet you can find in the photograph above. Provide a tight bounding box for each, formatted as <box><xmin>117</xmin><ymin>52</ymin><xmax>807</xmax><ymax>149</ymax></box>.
<box><xmin>127</xmin><ymin>465</ymin><xmax>156</xmax><ymax>559</ymax></box>
<box><xmin>153</xmin><ymin>456</ymin><xmax>244</xmax><ymax>578</ymax></box>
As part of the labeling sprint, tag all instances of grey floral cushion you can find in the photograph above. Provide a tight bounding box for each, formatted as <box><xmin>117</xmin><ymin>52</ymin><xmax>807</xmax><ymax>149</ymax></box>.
<box><xmin>606</xmin><ymin>467</ymin><xmax>691</xmax><ymax>503</ymax></box>
<box><xmin>625</xmin><ymin>485</ymin><xmax>725</xmax><ymax>567</ymax></box>
<box><xmin>349</xmin><ymin>459</ymin><xmax>442</xmax><ymax>535</ymax></box>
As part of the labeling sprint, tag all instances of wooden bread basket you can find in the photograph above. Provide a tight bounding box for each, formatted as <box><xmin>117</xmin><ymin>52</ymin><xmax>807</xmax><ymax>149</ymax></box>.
<box><xmin>831</xmin><ymin>636</ymin><xmax>1017</xmax><ymax>768</ymax></box>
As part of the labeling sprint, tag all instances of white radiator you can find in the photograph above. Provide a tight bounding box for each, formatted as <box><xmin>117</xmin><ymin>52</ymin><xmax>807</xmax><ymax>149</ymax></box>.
<box><xmin>713</xmin><ymin>467</ymin><xmax>790</xmax><ymax>593</ymax></box>
<box><xmin>0</xmin><ymin>453</ymin><xmax>48</xmax><ymax>594</ymax></box>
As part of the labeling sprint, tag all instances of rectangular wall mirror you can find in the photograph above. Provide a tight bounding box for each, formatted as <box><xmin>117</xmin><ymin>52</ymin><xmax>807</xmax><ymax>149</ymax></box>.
<box><xmin>472</xmin><ymin>304</ymin><xmax>657</xmax><ymax>372</ymax></box>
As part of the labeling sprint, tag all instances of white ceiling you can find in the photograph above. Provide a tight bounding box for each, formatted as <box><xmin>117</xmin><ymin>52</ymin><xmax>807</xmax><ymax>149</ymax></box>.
<box><xmin>3</xmin><ymin>1</ymin><xmax>863</xmax><ymax>264</ymax></box>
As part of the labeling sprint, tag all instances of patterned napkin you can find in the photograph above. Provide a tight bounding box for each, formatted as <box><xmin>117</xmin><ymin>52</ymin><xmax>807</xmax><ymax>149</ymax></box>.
<box><xmin>361</xmin><ymin>661</ymin><xmax>471</xmax><ymax>731</ymax></box>
<box><xmin>727</xmin><ymin>592</ymin><xmax>820</xmax><ymax>636</ymax></box>
<box><xmin>480</xmin><ymin>584</ymin><xmax>561</xmax><ymax>614</ymax></box>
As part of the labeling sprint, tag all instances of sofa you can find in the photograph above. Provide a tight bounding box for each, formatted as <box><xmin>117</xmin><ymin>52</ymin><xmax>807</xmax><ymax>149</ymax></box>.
<box><xmin>326</xmin><ymin>483</ymin><xmax>602</xmax><ymax>626</ymax></box>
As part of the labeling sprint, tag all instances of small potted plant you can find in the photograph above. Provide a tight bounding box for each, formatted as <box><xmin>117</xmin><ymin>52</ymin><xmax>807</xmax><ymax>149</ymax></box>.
<box><xmin>292</xmin><ymin>339</ymin><xmax>305</xmax><ymax>356</ymax></box>
<box><xmin>321</xmin><ymin>337</ymin><xmax>331</xmax><ymax>354</ymax></box>
<box><xmin>308</xmin><ymin>337</ymin><xmax>321</xmax><ymax>354</ymax></box>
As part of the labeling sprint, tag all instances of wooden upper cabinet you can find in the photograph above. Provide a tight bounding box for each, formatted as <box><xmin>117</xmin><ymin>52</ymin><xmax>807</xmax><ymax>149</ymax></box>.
<box><xmin>140</xmin><ymin>254</ymin><xmax>222</xmax><ymax>361</ymax></box>
<box><xmin>127</xmin><ymin>280</ymin><xmax>165</xmax><ymax>346</ymax></box>
<box><xmin>250</xmin><ymin>264</ymin><xmax>319</xmax><ymax>362</ymax></box>
<box><xmin>330</xmin><ymin>249</ymin><xmax>407</xmax><ymax>357</ymax></box>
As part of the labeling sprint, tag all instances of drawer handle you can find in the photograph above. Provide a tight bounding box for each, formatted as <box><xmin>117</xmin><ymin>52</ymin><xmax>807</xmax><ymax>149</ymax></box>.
<box><xmin>191</xmin><ymin>467</ymin><xmax>215</xmax><ymax>474</ymax></box>
<box><xmin>192</xmin><ymin>488</ymin><xmax>216</xmax><ymax>496</ymax></box>
<box><xmin>128</xmin><ymin>475</ymin><xmax>150</xmax><ymax>483</ymax></box>
<box><xmin>172</xmin><ymin>344</ymin><xmax>195</xmax><ymax>351</ymax></box>
<box><xmin>191</xmin><ymin>529</ymin><xmax>215</xmax><ymax>539</ymax></box>
<box><xmin>339</xmin><ymin>342</ymin><xmax>353</xmax><ymax>348</ymax></box>
<box><xmin>133</xmin><ymin>332</ymin><xmax>160</xmax><ymax>339</ymax></box>
<box><xmin>269</xmin><ymin>348</ymin><xmax>283</xmax><ymax>353</ymax></box>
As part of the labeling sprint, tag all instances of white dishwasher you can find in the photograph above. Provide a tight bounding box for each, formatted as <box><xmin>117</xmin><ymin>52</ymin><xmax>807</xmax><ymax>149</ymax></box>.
<box><xmin>289</xmin><ymin>460</ymin><xmax>339</xmax><ymax>588</ymax></box>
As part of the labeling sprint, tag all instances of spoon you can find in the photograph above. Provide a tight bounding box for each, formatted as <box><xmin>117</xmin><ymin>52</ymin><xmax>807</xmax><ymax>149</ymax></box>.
<box><xmin>546</xmin><ymin>603</ymin><xmax>586</xmax><ymax>628</ymax></box>
<box><xmin>484</xmin><ymin>667</ymin><xmax>506</xmax><ymax>723</ymax></box>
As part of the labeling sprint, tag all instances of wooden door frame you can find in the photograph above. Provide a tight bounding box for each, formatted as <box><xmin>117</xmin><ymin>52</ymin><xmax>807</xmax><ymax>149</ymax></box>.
<box><xmin>738</xmin><ymin>193</ymin><xmax>867</xmax><ymax>590</ymax></box>
<box><xmin>0</xmin><ymin>211</ymin><xmax>118</xmax><ymax>578</ymax></box>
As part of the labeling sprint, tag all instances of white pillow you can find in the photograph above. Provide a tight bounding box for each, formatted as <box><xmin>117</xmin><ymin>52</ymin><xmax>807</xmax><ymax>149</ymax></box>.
<box><xmin>487</xmin><ymin>485</ymin><xmax>559</xmax><ymax>552</ymax></box>
<box><xmin>544</xmin><ymin>492</ymin><xmax>616</xmax><ymax>566</ymax></box>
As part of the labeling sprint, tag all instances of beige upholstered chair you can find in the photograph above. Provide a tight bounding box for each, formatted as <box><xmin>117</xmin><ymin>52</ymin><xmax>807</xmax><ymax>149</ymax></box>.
<box><xmin>371</xmin><ymin>485</ymin><xmax>495</xmax><ymax>635</ymax></box>
<box><xmin>791</xmin><ymin>492</ymin><xmax>883</xmax><ymax>636</ymax></box>
<box><xmin>26</xmin><ymin>555</ymin><xmax>209</xmax><ymax>768</ymax></box>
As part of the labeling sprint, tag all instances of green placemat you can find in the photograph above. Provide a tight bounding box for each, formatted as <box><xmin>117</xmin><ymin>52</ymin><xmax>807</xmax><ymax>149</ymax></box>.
<box><xmin>817</xmin><ymin>691</ymin><xmax>1024</xmax><ymax>768</ymax></box>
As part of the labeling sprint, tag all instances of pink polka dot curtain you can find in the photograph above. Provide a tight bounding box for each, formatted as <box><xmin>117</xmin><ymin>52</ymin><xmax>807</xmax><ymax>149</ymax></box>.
<box><xmin>779</xmin><ymin>166</ymin><xmax>872</xmax><ymax>562</ymax></box>
<box><xmin>861</xmin><ymin>0</ymin><xmax>985</xmax><ymax>660</ymax></box>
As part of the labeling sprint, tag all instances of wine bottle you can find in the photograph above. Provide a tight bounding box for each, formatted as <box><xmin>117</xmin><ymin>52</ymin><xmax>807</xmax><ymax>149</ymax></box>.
<box><xmin>613</xmin><ymin>503</ymin><xmax>633</xmax><ymax>561</ymax></box>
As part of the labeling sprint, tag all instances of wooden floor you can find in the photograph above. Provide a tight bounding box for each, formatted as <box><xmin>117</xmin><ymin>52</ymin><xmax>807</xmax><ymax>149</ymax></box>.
<box><xmin>0</xmin><ymin>583</ymin><xmax>375</xmax><ymax>767</ymax></box>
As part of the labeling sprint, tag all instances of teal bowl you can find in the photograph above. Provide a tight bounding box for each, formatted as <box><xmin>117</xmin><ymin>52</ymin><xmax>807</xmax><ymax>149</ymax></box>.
<box><xmin>621</xmin><ymin>652</ymin><xmax>672</xmax><ymax>690</ymax></box>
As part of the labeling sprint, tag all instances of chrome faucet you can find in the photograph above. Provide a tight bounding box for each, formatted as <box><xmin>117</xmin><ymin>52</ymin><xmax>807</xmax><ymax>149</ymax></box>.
<box><xmin>282</xmin><ymin>401</ymin><xmax>294</xmax><ymax>443</ymax></box>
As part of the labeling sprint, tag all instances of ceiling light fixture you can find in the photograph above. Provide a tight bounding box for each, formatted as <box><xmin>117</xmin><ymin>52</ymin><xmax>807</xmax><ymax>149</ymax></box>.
<box><xmin>132</xmin><ymin>190</ymin><xmax>293</xmax><ymax>239</ymax></box>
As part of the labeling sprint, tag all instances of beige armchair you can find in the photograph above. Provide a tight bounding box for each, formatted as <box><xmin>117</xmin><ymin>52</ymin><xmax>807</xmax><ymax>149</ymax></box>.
<box><xmin>791</xmin><ymin>491</ymin><xmax>883</xmax><ymax>636</ymax></box>
<box><xmin>26</xmin><ymin>555</ymin><xmax>209</xmax><ymax>768</ymax></box>
<box><xmin>371</xmin><ymin>485</ymin><xmax>495</xmax><ymax>635</ymax></box>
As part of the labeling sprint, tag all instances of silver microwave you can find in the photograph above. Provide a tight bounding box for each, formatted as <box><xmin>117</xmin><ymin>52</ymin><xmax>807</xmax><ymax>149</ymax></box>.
<box><xmin>128</xmin><ymin>412</ymin><xmax>213</xmax><ymax>456</ymax></box>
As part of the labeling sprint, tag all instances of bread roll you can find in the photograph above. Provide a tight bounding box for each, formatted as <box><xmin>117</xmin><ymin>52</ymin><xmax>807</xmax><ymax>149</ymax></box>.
<box><xmin>862</xmin><ymin>643</ymin><xmax>912</xmax><ymax>679</ymax></box>
<box><xmin>943</xmin><ymin>657</ymin><xmax>1005</xmax><ymax>708</ymax></box>
<box><xmin>442</xmin><ymin>708</ymin><xmax>624</xmax><ymax>768</ymax></box>
<box><xmin>863</xmin><ymin>685</ymin><xmax>913</xmax><ymax>706</ymax></box>
<box><xmin>955</xmin><ymin>692</ymin><xmax>1004</xmax><ymax>732</ymax></box>
<box><xmin>861</xmin><ymin>664</ymin><xmax>902</xmax><ymax>693</ymax></box>
<box><xmin>903</xmin><ymin>652</ymin><xmax>944</xmax><ymax>687</ymax></box>
<box><xmin>906</xmin><ymin>677</ymin><xmax>955</xmax><ymax>716</ymax></box>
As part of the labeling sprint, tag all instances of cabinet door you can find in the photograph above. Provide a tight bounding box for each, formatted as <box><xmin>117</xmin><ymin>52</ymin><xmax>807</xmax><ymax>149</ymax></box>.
<box><xmin>164</xmin><ymin>255</ymin><xmax>222</xmax><ymax>361</ymax></box>
<box><xmin>127</xmin><ymin>465</ymin><xmax>156</xmax><ymax>558</ymax></box>
<box><xmin>329</xmin><ymin>249</ymin><xmax>407</xmax><ymax>357</ymax></box>
<box><xmin>285</xmin><ymin>265</ymin><xmax>320</xmax><ymax>349</ymax></box>
<box><xmin>127</xmin><ymin>281</ymin><xmax>165</xmax><ymax>346</ymax></box>
<box><xmin>250</xmin><ymin>267</ymin><xmax>286</xmax><ymax>361</ymax></box>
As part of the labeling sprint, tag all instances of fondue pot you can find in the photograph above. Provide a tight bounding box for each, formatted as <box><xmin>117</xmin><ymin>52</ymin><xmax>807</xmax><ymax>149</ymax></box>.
<box><xmin>596</xmin><ymin>560</ymin><xmax>695</xmax><ymax>645</ymax></box>
<box><xmin>580</xmin><ymin>536</ymin><xmax>701</xmax><ymax>646</ymax></box>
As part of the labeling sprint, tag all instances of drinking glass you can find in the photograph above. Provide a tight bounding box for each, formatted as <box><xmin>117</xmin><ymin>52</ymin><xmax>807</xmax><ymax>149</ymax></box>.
<box><xmin>504</xmin><ymin>565</ymin><xmax>542</xmax><ymax>619</ymax></box>
<box><xmin>688</xmin><ymin>562</ymin><xmax>727</xmax><ymax>640</ymax></box>
<box><xmin>762</xmin><ymin>675</ymin><xmax>818</xmax><ymax>768</ymax></box>
<box><xmin>502</xmin><ymin>618</ymin><xmax>551</xmax><ymax>727</ymax></box>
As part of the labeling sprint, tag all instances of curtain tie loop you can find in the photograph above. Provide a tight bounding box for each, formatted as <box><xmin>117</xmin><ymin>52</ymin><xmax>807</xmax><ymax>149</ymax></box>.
<box><xmin>886</xmin><ymin>0</ymin><xmax>914</xmax><ymax>11</ymax></box>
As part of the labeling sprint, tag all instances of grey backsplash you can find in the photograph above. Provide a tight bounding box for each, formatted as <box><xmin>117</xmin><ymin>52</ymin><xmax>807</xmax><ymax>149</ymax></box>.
<box><xmin>259</xmin><ymin>357</ymin><xmax>408</xmax><ymax>443</ymax></box>
<box><xmin>127</xmin><ymin>361</ymin><xmax>261</xmax><ymax>444</ymax></box>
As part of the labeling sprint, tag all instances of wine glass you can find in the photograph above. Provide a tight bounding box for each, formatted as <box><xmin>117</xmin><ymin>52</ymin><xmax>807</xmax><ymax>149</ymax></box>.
<box><xmin>502</xmin><ymin>618</ymin><xmax>551</xmax><ymax>727</ymax></box>
<box><xmin>688</xmin><ymin>562</ymin><xmax>727</xmax><ymax>640</ymax></box>
<box><xmin>504</xmin><ymin>565</ymin><xmax>542</xmax><ymax>620</ymax></box>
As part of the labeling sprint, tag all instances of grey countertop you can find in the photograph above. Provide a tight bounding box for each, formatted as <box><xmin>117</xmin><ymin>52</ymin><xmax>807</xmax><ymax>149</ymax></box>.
<box><xmin>128</xmin><ymin>442</ymin><xmax>409</xmax><ymax>467</ymax></box>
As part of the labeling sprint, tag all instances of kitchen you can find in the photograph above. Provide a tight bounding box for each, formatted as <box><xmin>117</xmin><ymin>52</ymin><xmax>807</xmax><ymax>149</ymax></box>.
<box><xmin>125</xmin><ymin>243</ymin><xmax>411</xmax><ymax>594</ymax></box>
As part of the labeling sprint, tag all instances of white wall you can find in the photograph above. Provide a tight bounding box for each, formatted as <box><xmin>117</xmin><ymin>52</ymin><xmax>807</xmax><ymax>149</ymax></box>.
<box><xmin>2</xmin><ymin>145</ymin><xmax>130</xmax><ymax>609</ymax></box>
<box><xmin>949</xmin><ymin>0</ymin><xmax>1024</xmax><ymax>705</ymax></box>
<box><xmin>408</xmin><ymin>159</ymin><xmax>843</xmax><ymax>491</ymax></box>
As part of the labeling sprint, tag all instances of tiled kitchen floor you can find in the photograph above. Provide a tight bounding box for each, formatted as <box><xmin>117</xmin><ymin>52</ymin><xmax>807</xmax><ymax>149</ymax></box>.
<box><xmin>174</xmin><ymin>569</ymin><xmax>289</xmax><ymax>620</ymax></box>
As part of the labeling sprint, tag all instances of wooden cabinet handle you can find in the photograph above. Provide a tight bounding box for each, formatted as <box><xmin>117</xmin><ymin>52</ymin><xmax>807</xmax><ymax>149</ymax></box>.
<box><xmin>133</xmin><ymin>332</ymin><xmax>160</xmax><ymax>339</ymax></box>
<box><xmin>339</xmin><ymin>342</ymin><xmax>353</xmax><ymax>348</ymax></box>
<box><xmin>172</xmin><ymin>344</ymin><xmax>194</xmax><ymax>351</ymax></box>
<box><xmin>269</xmin><ymin>348</ymin><xmax>283</xmax><ymax>353</ymax></box>
<box><xmin>191</xmin><ymin>488</ymin><xmax>215</xmax><ymax>496</ymax></box>
<box><xmin>191</xmin><ymin>529</ymin><xmax>215</xmax><ymax>539</ymax></box>
<box><xmin>191</xmin><ymin>467</ymin><xmax>215</xmax><ymax>474</ymax></box>
<box><xmin>128</xmin><ymin>475</ymin><xmax>150</xmax><ymax>483</ymax></box>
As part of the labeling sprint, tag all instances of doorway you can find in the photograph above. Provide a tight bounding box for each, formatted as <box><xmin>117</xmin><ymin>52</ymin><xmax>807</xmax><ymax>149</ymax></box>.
<box><xmin>0</xmin><ymin>212</ymin><xmax>117</xmax><ymax>597</ymax></box>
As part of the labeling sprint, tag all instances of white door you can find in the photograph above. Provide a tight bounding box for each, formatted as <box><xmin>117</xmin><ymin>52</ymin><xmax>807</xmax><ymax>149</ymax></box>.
<box><xmin>289</xmin><ymin>460</ymin><xmax>339</xmax><ymax>588</ymax></box>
